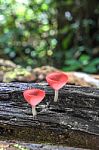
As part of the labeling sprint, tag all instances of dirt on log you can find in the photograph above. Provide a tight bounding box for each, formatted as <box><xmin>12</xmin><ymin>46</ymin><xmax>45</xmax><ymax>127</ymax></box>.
<box><xmin>0</xmin><ymin>83</ymin><xmax>99</xmax><ymax>149</ymax></box>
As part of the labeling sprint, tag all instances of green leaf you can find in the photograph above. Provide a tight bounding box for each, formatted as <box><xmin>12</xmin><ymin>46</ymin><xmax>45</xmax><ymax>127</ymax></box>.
<box><xmin>41</xmin><ymin>3</ymin><xmax>48</xmax><ymax>10</ymax></box>
<box><xmin>79</xmin><ymin>54</ymin><xmax>90</xmax><ymax>65</ymax></box>
<box><xmin>65</xmin><ymin>59</ymin><xmax>79</xmax><ymax>65</ymax></box>
<box><xmin>90</xmin><ymin>58</ymin><xmax>99</xmax><ymax>66</ymax></box>
<box><xmin>83</xmin><ymin>65</ymin><xmax>97</xmax><ymax>73</ymax></box>
<box><xmin>62</xmin><ymin>64</ymin><xmax>81</xmax><ymax>71</ymax></box>
<box><xmin>65</xmin><ymin>0</ymin><xmax>73</xmax><ymax>5</ymax></box>
<box><xmin>63</xmin><ymin>59</ymin><xmax>81</xmax><ymax>71</ymax></box>
<box><xmin>62</xmin><ymin>32</ymin><xmax>73</xmax><ymax>49</ymax></box>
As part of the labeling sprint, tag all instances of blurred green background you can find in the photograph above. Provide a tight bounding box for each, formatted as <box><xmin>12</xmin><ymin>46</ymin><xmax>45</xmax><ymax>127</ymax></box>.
<box><xmin>0</xmin><ymin>0</ymin><xmax>99</xmax><ymax>73</ymax></box>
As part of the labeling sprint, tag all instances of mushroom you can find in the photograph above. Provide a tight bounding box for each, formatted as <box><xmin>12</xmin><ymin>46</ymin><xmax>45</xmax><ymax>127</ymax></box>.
<box><xmin>23</xmin><ymin>88</ymin><xmax>45</xmax><ymax>117</ymax></box>
<box><xmin>46</xmin><ymin>72</ymin><xmax>68</xmax><ymax>102</ymax></box>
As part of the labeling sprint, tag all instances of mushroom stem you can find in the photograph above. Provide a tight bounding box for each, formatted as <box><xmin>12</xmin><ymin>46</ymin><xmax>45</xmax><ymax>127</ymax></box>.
<box><xmin>32</xmin><ymin>106</ymin><xmax>37</xmax><ymax>117</ymax></box>
<box><xmin>54</xmin><ymin>90</ymin><xmax>58</xmax><ymax>102</ymax></box>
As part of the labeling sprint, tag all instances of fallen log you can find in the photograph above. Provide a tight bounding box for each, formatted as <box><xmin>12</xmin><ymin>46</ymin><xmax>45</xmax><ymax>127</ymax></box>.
<box><xmin>0</xmin><ymin>83</ymin><xmax>99</xmax><ymax>149</ymax></box>
<box><xmin>0</xmin><ymin>140</ymin><xmax>89</xmax><ymax>150</ymax></box>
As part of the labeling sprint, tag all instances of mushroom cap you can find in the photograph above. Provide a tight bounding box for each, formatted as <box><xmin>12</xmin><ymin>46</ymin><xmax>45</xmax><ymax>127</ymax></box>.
<box><xmin>23</xmin><ymin>88</ymin><xmax>45</xmax><ymax>106</ymax></box>
<box><xmin>46</xmin><ymin>72</ymin><xmax>68</xmax><ymax>90</ymax></box>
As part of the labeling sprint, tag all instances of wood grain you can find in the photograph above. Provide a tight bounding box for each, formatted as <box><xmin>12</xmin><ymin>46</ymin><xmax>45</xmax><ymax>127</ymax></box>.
<box><xmin>0</xmin><ymin>83</ymin><xmax>99</xmax><ymax>149</ymax></box>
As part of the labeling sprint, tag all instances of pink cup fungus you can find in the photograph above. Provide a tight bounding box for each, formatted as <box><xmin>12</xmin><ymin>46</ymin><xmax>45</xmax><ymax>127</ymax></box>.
<box><xmin>46</xmin><ymin>72</ymin><xmax>68</xmax><ymax>102</ymax></box>
<box><xmin>23</xmin><ymin>88</ymin><xmax>45</xmax><ymax>117</ymax></box>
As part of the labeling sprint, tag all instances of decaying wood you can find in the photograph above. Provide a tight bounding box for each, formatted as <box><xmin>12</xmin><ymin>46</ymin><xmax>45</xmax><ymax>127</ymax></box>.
<box><xmin>0</xmin><ymin>83</ymin><xmax>99</xmax><ymax>149</ymax></box>
<box><xmin>33</xmin><ymin>65</ymin><xmax>99</xmax><ymax>87</ymax></box>
<box><xmin>1</xmin><ymin>58</ymin><xmax>99</xmax><ymax>87</ymax></box>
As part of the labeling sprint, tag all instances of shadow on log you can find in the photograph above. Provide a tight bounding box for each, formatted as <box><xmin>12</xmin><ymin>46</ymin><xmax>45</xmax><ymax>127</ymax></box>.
<box><xmin>0</xmin><ymin>83</ymin><xmax>99</xmax><ymax>149</ymax></box>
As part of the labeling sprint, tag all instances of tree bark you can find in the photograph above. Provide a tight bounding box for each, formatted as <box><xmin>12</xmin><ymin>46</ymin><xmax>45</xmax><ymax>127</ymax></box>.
<box><xmin>0</xmin><ymin>83</ymin><xmax>99</xmax><ymax>149</ymax></box>
<box><xmin>0</xmin><ymin>140</ymin><xmax>89</xmax><ymax>150</ymax></box>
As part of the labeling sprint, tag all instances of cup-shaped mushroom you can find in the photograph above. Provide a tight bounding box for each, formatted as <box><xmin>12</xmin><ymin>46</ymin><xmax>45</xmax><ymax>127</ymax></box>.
<box><xmin>46</xmin><ymin>72</ymin><xmax>68</xmax><ymax>102</ymax></box>
<box><xmin>23</xmin><ymin>89</ymin><xmax>45</xmax><ymax>117</ymax></box>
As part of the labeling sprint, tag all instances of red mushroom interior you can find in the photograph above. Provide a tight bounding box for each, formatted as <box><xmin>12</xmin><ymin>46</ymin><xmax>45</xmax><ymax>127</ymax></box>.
<box><xmin>46</xmin><ymin>72</ymin><xmax>68</xmax><ymax>90</ymax></box>
<box><xmin>23</xmin><ymin>89</ymin><xmax>45</xmax><ymax>106</ymax></box>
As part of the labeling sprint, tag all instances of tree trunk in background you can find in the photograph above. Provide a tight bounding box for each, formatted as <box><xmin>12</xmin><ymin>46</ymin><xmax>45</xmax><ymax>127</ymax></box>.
<box><xmin>54</xmin><ymin>0</ymin><xmax>99</xmax><ymax>67</ymax></box>
<box><xmin>54</xmin><ymin>0</ymin><xmax>68</xmax><ymax>68</ymax></box>
<box><xmin>77</xmin><ymin>0</ymin><xmax>99</xmax><ymax>48</ymax></box>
